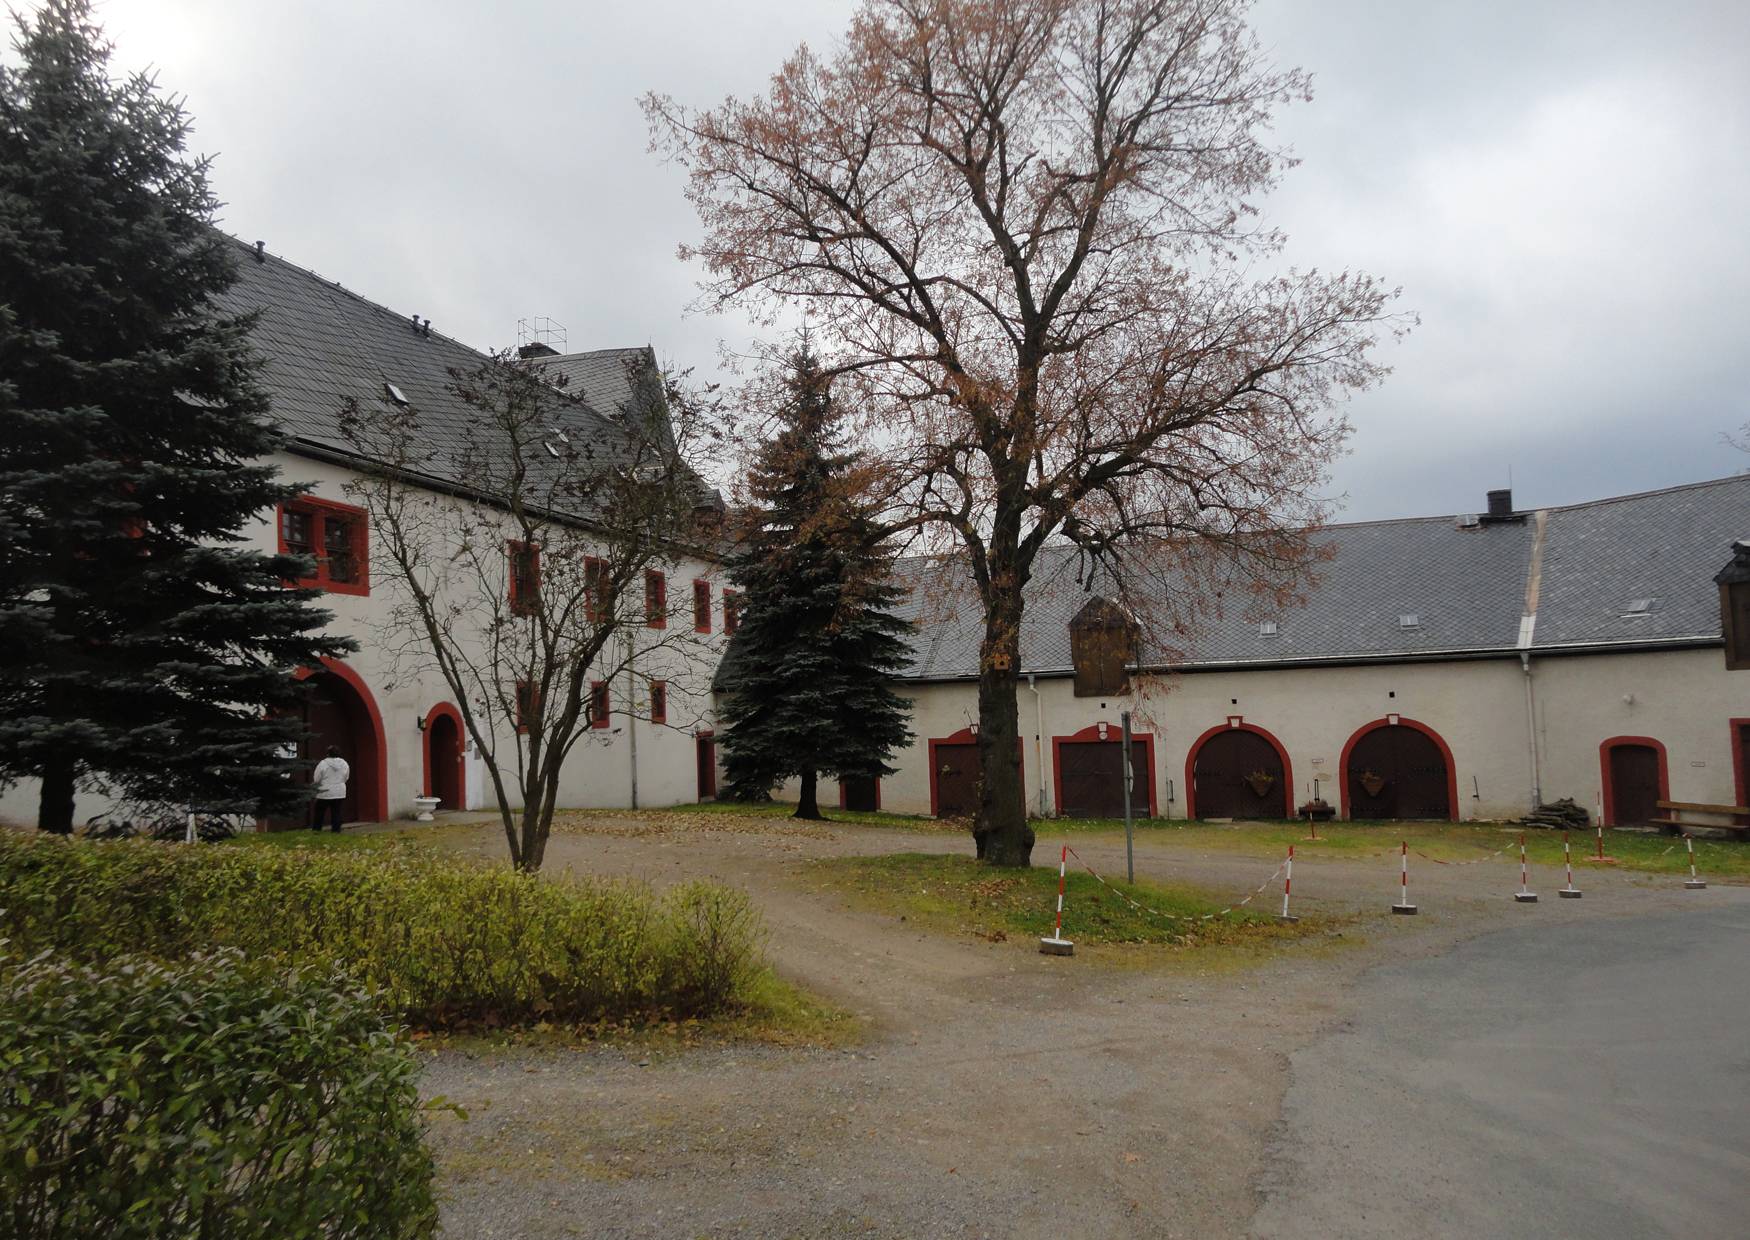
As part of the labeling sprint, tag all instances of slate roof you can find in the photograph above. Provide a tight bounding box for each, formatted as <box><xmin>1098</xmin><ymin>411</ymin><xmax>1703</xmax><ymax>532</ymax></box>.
<box><xmin>530</xmin><ymin>348</ymin><xmax>655</xmax><ymax>419</ymax></box>
<box><xmin>891</xmin><ymin>474</ymin><xmax>1750</xmax><ymax>680</ymax></box>
<box><xmin>212</xmin><ymin>238</ymin><xmax>673</xmax><ymax>519</ymax></box>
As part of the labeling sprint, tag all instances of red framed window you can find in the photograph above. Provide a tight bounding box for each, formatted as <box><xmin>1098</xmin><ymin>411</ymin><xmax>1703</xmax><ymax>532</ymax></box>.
<box><xmin>508</xmin><ymin>541</ymin><xmax>541</xmax><ymax>616</ymax></box>
<box><xmin>515</xmin><ymin>680</ymin><xmax>540</xmax><ymax>734</ymax></box>
<box><xmin>724</xmin><ymin>589</ymin><xmax>741</xmax><ymax>635</ymax></box>
<box><xmin>588</xmin><ymin>681</ymin><xmax>610</xmax><ymax>729</ymax></box>
<box><xmin>278</xmin><ymin>497</ymin><xmax>369</xmax><ymax>596</ymax></box>
<box><xmin>650</xmin><ymin>680</ymin><xmax>667</xmax><ymax>724</ymax></box>
<box><xmin>693</xmin><ymin>579</ymin><xmax>712</xmax><ymax>633</ymax></box>
<box><xmin>584</xmin><ymin>557</ymin><xmax>609</xmax><ymax>622</ymax></box>
<box><xmin>645</xmin><ymin>570</ymin><xmax>667</xmax><ymax>628</ymax></box>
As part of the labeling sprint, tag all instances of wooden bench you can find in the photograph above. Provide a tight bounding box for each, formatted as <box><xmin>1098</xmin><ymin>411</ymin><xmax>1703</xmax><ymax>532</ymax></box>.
<box><xmin>1653</xmin><ymin>800</ymin><xmax>1750</xmax><ymax>838</ymax></box>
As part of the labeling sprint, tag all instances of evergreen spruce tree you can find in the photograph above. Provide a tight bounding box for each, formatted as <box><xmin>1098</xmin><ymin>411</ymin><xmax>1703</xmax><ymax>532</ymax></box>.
<box><xmin>0</xmin><ymin>1</ymin><xmax>352</xmax><ymax>831</ymax></box>
<box><xmin>717</xmin><ymin>349</ymin><xmax>913</xmax><ymax>819</ymax></box>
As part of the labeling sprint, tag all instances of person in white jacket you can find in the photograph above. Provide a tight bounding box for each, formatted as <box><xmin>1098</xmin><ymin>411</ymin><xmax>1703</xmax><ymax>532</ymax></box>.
<box><xmin>310</xmin><ymin>746</ymin><xmax>350</xmax><ymax>832</ymax></box>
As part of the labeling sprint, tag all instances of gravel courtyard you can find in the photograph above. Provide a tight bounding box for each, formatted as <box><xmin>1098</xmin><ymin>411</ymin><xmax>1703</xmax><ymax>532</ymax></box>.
<box><xmin>412</xmin><ymin>812</ymin><xmax>1745</xmax><ymax>1238</ymax></box>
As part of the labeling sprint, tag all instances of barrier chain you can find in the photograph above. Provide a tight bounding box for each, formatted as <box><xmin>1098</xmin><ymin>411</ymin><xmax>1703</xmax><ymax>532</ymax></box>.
<box><xmin>1061</xmin><ymin>845</ymin><xmax>1286</xmax><ymax>925</ymax></box>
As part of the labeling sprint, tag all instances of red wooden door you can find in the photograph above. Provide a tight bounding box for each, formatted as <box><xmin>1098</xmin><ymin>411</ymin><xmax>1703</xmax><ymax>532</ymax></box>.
<box><xmin>1193</xmin><ymin>730</ymin><xmax>1287</xmax><ymax>819</ymax></box>
<box><xmin>841</xmin><ymin>774</ymin><xmax>878</xmax><ymax>812</ymax></box>
<box><xmin>1058</xmin><ymin>740</ymin><xmax>1147</xmax><ymax>818</ymax></box>
<box><xmin>1348</xmin><ymin>726</ymin><xmax>1450</xmax><ymax>820</ymax></box>
<box><xmin>696</xmin><ymin>734</ymin><xmax>717</xmax><ymax>800</ymax></box>
<box><xmin>428</xmin><ymin>713</ymin><xmax>462</xmax><ymax>809</ymax></box>
<box><xmin>934</xmin><ymin>742</ymin><xmax>978</xmax><ymax>818</ymax></box>
<box><xmin>1607</xmin><ymin>744</ymin><xmax>1661</xmax><ymax>826</ymax></box>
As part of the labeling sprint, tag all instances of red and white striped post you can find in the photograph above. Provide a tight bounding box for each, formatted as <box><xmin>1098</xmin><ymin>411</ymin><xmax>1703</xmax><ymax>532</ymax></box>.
<box><xmin>1588</xmin><ymin>822</ymin><xmax>1617</xmax><ymax>865</ymax></box>
<box><xmin>1040</xmin><ymin>844</ymin><xmax>1075</xmax><ymax>955</ymax></box>
<box><xmin>1392</xmin><ymin>840</ymin><xmax>1418</xmax><ymax>915</ymax></box>
<box><xmin>1514</xmin><ymin>832</ymin><xmax>1538</xmax><ymax>903</ymax></box>
<box><xmin>1559</xmin><ymin>830</ymin><xmax>1583</xmax><ymax>898</ymax></box>
<box><xmin>1683</xmin><ymin>834</ymin><xmax>1708</xmax><ymax>890</ymax></box>
<box><xmin>1278</xmin><ymin>844</ymin><xmax>1299</xmax><ymax>923</ymax></box>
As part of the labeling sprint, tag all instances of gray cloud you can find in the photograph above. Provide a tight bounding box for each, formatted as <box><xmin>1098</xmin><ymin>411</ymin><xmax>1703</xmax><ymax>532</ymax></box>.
<box><xmin>94</xmin><ymin>0</ymin><xmax>1750</xmax><ymax>519</ymax></box>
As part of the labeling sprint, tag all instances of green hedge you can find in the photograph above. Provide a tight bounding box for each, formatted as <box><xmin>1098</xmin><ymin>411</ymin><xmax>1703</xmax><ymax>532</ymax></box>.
<box><xmin>0</xmin><ymin>834</ymin><xmax>764</xmax><ymax>1026</ymax></box>
<box><xmin>0</xmin><ymin>949</ymin><xmax>437</xmax><ymax>1239</ymax></box>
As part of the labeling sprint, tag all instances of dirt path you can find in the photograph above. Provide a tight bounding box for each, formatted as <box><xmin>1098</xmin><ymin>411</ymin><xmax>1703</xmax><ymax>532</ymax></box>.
<box><xmin>418</xmin><ymin>814</ymin><xmax>1718</xmax><ymax>1238</ymax></box>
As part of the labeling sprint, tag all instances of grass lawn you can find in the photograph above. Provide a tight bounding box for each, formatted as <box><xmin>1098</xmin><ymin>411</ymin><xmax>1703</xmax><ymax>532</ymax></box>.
<box><xmin>220</xmin><ymin>825</ymin><xmax>416</xmax><ymax>852</ymax></box>
<box><xmin>1030</xmin><ymin>818</ymin><xmax>1750</xmax><ymax>880</ymax></box>
<box><xmin>807</xmin><ymin>852</ymin><xmax>1334</xmax><ymax>948</ymax></box>
<box><xmin>668</xmin><ymin>800</ymin><xmax>954</xmax><ymax>832</ymax></box>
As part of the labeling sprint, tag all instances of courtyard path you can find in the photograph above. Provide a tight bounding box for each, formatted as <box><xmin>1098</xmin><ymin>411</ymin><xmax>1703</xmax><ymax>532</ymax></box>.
<box><xmin>416</xmin><ymin>814</ymin><xmax>1741</xmax><ymax>1238</ymax></box>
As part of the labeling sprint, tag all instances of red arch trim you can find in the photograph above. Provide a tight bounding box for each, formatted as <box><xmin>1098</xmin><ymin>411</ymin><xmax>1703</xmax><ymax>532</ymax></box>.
<box><xmin>1337</xmin><ymin>716</ymin><xmax>1459</xmax><ymax>822</ymax></box>
<box><xmin>294</xmin><ymin>657</ymin><xmax>389</xmax><ymax>823</ymax></box>
<box><xmin>1184</xmin><ymin>719</ymin><xmax>1295</xmax><ymax>819</ymax></box>
<box><xmin>1598</xmin><ymin>735</ymin><xmax>1670</xmax><ymax>827</ymax></box>
<box><xmin>1730</xmin><ymin>719</ymin><xmax>1750</xmax><ymax>817</ymax></box>
<box><xmin>422</xmin><ymin>701</ymin><xmax>466</xmax><ymax>808</ymax></box>
<box><xmin>926</xmin><ymin>727</ymin><xmax>1024</xmax><ymax>818</ymax></box>
<box><xmin>1050</xmin><ymin>722</ymin><xmax>1158</xmax><ymax>818</ymax></box>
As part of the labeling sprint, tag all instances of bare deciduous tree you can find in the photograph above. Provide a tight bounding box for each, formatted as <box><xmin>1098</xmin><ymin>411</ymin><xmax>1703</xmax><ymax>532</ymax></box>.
<box><xmin>342</xmin><ymin>354</ymin><xmax>719</xmax><ymax>871</ymax></box>
<box><xmin>646</xmin><ymin>0</ymin><xmax>1404</xmax><ymax>865</ymax></box>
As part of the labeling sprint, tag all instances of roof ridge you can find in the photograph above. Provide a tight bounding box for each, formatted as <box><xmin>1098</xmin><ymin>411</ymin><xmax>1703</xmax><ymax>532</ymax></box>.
<box><xmin>1539</xmin><ymin>471</ymin><xmax>1750</xmax><ymax>515</ymax></box>
<box><xmin>222</xmin><ymin>233</ymin><xmax>486</xmax><ymax>358</ymax></box>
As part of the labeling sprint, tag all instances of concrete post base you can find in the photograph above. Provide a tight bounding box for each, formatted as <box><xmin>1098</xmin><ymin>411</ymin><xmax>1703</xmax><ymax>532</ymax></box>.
<box><xmin>1514</xmin><ymin>892</ymin><xmax>1539</xmax><ymax>903</ymax></box>
<box><xmin>1039</xmin><ymin>937</ymin><xmax>1075</xmax><ymax>956</ymax></box>
<box><xmin>1558</xmin><ymin>887</ymin><xmax>1583</xmax><ymax>898</ymax></box>
<box><xmin>1391</xmin><ymin>902</ymin><xmax>1418</xmax><ymax>915</ymax></box>
<box><xmin>1684</xmin><ymin>879</ymin><xmax>1708</xmax><ymax>890</ymax></box>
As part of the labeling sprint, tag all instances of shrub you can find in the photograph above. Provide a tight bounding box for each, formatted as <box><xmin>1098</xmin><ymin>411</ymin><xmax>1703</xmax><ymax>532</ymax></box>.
<box><xmin>0</xmin><ymin>949</ymin><xmax>437</xmax><ymax>1240</ymax></box>
<box><xmin>0</xmin><ymin>833</ymin><xmax>766</xmax><ymax>1026</ymax></box>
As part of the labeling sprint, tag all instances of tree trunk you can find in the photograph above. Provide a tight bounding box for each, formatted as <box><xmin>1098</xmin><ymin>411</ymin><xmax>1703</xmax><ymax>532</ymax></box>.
<box><xmin>38</xmin><ymin>752</ymin><xmax>76</xmax><ymax>834</ymax></box>
<box><xmin>795</xmin><ymin>768</ymin><xmax>822</xmax><ymax>820</ymax></box>
<box><xmin>974</xmin><ymin>584</ymin><xmax>1034</xmax><ymax>866</ymax></box>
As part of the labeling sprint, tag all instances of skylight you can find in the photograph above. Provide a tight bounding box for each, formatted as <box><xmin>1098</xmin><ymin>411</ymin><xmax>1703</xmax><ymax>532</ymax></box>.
<box><xmin>1259</xmin><ymin>619</ymin><xmax>1278</xmax><ymax>637</ymax></box>
<box><xmin>384</xmin><ymin>382</ymin><xmax>408</xmax><ymax>406</ymax></box>
<box><xmin>1398</xmin><ymin>613</ymin><xmax>1422</xmax><ymax>629</ymax></box>
<box><xmin>1622</xmin><ymin>597</ymin><xmax>1656</xmax><ymax>617</ymax></box>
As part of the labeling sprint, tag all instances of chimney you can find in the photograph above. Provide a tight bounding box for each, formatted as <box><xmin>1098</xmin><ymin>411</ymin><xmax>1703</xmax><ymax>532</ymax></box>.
<box><xmin>1487</xmin><ymin>489</ymin><xmax>1513</xmax><ymax>518</ymax></box>
<box><xmin>253</xmin><ymin>240</ymin><xmax>266</xmax><ymax>263</ymax></box>
<box><xmin>518</xmin><ymin>342</ymin><xmax>559</xmax><ymax>360</ymax></box>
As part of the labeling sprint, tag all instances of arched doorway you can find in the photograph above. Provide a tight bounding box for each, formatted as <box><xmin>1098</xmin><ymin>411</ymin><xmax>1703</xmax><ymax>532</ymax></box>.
<box><xmin>282</xmin><ymin>659</ymin><xmax>387</xmax><ymax>828</ymax></box>
<box><xmin>1052</xmin><ymin>722</ymin><xmax>1155</xmax><ymax>819</ymax></box>
<box><xmin>1188</xmin><ymin>721</ymin><xmax>1292</xmax><ymax>819</ymax></box>
<box><xmin>423</xmin><ymin>703</ymin><xmax>465</xmax><ymax>810</ymax></box>
<box><xmin>839</xmin><ymin>774</ymin><xmax>879</xmax><ymax>812</ymax></box>
<box><xmin>1341</xmin><ymin>717</ymin><xmax>1456</xmax><ymax>820</ymax></box>
<box><xmin>1600</xmin><ymin>736</ymin><xmax>1667</xmax><ymax>827</ymax></box>
<box><xmin>928</xmin><ymin>727</ymin><xmax>1026</xmax><ymax>819</ymax></box>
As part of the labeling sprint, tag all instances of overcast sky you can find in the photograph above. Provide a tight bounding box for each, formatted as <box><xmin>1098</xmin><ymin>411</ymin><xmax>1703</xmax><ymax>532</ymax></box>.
<box><xmin>85</xmin><ymin>0</ymin><xmax>1750</xmax><ymax>521</ymax></box>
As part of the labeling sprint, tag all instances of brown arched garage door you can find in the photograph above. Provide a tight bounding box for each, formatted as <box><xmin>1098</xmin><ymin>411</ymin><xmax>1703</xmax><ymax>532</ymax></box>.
<box><xmin>1601</xmin><ymin>737</ymin><xmax>1667</xmax><ymax>827</ymax></box>
<box><xmin>929</xmin><ymin>728</ymin><xmax>1024</xmax><ymax>818</ymax></box>
<box><xmin>1342</xmin><ymin>718</ymin><xmax>1455</xmax><ymax>820</ymax></box>
<box><xmin>1190</xmin><ymin>724</ymin><xmax>1291</xmax><ymax>819</ymax></box>
<box><xmin>1052</xmin><ymin>724</ymin><xmax>1156</xmax><ymax>818</ymax></box>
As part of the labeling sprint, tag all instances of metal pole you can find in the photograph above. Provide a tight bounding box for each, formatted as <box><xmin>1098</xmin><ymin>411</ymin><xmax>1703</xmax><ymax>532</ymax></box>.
<box><xmin>1121</xmin><ymin>711</ymin><xmax>1134</xmax><ymax>883</ymax></box>
<box><xmin>186</xmin><ymin>804</ymin><xmax>196</xmax><ymax>845</ymax></box>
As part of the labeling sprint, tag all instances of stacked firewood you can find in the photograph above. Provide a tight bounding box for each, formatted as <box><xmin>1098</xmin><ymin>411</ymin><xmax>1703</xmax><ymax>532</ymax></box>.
<box><xmin>1520</xmin><ymin>798</ymin><xmax>1590</xmax><ymax>829</ymax></box>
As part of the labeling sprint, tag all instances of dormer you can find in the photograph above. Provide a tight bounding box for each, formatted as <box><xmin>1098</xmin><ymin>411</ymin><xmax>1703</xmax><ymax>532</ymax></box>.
<box><xmin>1715</xmin><ymin>540</ymin><xmax>1750</xmax><ymax>670</ymax></box>
<box><xmin>1068</xmin><ymin>595</ymin><xmax>1138</xmax><ymax>697</ymax></box>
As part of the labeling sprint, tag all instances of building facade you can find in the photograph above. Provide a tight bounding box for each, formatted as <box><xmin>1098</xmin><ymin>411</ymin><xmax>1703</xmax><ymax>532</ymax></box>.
<box><xmin>850</xmin><ymin>479</ymin><xmax>1750</xmax><ymax>826</ymax></box>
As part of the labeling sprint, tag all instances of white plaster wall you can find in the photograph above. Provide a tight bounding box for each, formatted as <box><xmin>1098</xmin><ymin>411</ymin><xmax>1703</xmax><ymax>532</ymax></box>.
<box><xmin>867</xmin><ymin>648</ymin><xmax>1748</xmax><ymax>822</ymax></box>
<box><xmin>1528</xmin><ymin>648</ymin><xmax>1749</xmax><ymax>815</ymax></box>
<box><xmin>0</xmin><ymin>451</ymin><xmax>725</xmax><ymax>828</ymax></box>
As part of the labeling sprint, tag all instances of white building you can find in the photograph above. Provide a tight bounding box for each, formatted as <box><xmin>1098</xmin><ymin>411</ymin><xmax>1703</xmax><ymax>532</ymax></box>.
<box><xmin>6</xmin><ymin>238</ymin><xmax>1745</xmax><ymax>832</ymax></box>
<box><xmin>860</xmin><ymin>481</ymin><xmax>1750</xmax><ymax>827</ymax></box>
<box><xmin>1</xmin><ymin>239</ymin><xmax>733</xmax><ymax>828</ymax></box>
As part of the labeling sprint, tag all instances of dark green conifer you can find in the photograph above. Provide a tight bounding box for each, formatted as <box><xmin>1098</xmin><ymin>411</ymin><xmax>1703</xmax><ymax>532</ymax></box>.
<box><xmin>0</xmin><ymin>1</ymin><xmax>351</xmax><ymax>830</ymax></box>
<box><xmin>716</xmin><ymin>349</ymin><xmax>914</xmax><ymax>819</ymax></box>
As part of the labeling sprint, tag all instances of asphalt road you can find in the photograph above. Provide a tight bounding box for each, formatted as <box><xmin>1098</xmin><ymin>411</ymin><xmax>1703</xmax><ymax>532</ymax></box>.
<box><xmin>1251</xmin><ymin>894</ymin><xmax>1750</xmax><ymax>1240</ymax></box>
